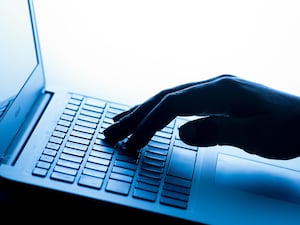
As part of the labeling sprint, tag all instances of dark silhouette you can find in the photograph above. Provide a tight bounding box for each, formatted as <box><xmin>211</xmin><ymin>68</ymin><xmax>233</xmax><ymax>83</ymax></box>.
<box><xmin>104</xmin><ymin>74</ymin><xmax>300</xmax><ymax>159</ymax></box>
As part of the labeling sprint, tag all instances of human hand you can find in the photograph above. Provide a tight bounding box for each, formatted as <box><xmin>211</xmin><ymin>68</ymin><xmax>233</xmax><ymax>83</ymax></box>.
<box><xmin>104</xmin><ymin>74</ymin><xmax>300</xmax><ymax>159</ymax></box>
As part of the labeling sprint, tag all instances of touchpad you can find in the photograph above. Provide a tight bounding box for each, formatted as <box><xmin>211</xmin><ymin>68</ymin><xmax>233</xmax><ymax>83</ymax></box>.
<box><xmin>214</xmin><ymin>153</ymin><xmax>300</xmax><ymax>203</ymax></box>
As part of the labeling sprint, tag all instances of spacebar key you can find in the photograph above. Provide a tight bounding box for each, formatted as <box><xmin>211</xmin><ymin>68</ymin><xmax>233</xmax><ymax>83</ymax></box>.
<box><xmin>167</xmin><ymin>147</ymin><xmax>196</xmax><ymax>180</ymax></box>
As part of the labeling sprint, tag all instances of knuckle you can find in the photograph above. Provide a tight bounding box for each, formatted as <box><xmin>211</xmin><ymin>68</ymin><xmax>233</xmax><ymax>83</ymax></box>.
<box><xmin>160</xmin><ymin>93</ymin><xmax>179</xmax><ymax>112</ymax></box>
<box><xmin>162</xmin><ymin>92</ymin><xmax>178</xmax><ymax>105</ymax></box>
<box><xmin>215</xmin><ymin>75</ymin><xmax>241</xmax><ymax>89</ymax></box>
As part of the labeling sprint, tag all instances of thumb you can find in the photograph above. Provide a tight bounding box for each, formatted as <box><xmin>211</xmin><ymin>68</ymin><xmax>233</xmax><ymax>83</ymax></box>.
<box><xmin>178</xmin><ymin>116</ymin><xmax>245</xmax><ymax>147</ymax></box>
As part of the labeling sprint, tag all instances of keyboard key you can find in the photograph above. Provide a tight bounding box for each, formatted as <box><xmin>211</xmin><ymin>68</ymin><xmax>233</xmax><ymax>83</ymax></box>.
<box><xmin>66</xmin><ymin>103</ymin><xmax>79</xmax><ymax>111</ymax></box>
<box><xmin>114</xmin><ymin>160</ymin><xmax>137</xmax><ymax>170</ymax></box>
<box><xmin>106</xmin><ymin>179</ymin><xmax>131</xmax><ymax>196</ymax></box>
<box><xmin>65</xmin><ymin>141</ymin><xmax>88</xmax><ymax>151</ymax></box>
<box><xmin>39</xmin><ymin>154</ymin><xmax>54</xmax><ymax>163</ymax></box>
<box><xmin>70</xmin><ymin>94</ymin><xmax>83</xmax><ymax>101</ymax></box>
<box><xmin>55</xmin><ymin>124</ymin><xmax>69</xmax><ymax>132</ymax></box>
<box><xmin>143</xmin><ymin>157</ymin><xmax>165</xmax><ymax>167</ymax></box>
<box><xmin>90</xmin><ymin>150</ymin><xmax>112</xmax><ymax>160</ymax></box>
<box><xmin>92</xmin><ymin>144</ymin><xmax>115</xmax><ymax>154</ymax></box>
<box><xmin>59</xmin><ymin>153</ymin><xmax>82</xmax><ymax>164</ymax></box>
<box><xmin>36</xmin><ymin>161</ymin><xmax>51</xmax><ymax>170</ymax></box>
<box><xmin>151</xmin><ymin>135</ymin><xmax>170</xmax><ymax>145</ymax></box>
<box><xmin>112</xmin><ymin>167</ymin><xmax>135</xmax><ymax>177</ymax></box>
<box><xmin>135</xmin><ymin>182</ymin><xmax>159</xmax><ymax>193</ymax></box>
<box><xmin>53</xmin><ymin>165</ymin><xmax>77</xmax><ymax>176</ymax></box>
<box><xmin>83</xmin><ymin>104</ymin><xmax>104</xmax><ymax>113</ymax></box>
<box><xmin>51</xmin><ymin>171</ymin><xmax>75</xmax><ymax>183</ymax></box>
<box><xmin>148</xmin><ymin>140</ymin><xmax>169</xmax><ymax>150</ymax></box>
<box><xmin>139</xmin><ymin>169</ymin><xmax>162</xmax><ymax>180</ymax></box>
<box><xmin>164</xmin><ymin>175</ymin><xmax>192</xmax><ymax>188</ymax></box>
<box><xmin>78</xmin><ymin>175</ymin><xmax>103</xmax><ymax>189</ymax></box>
<box><xmin>104</xmin><ymin>112</ymin><xmax>116</xmax><ymax>119</ymax></box>
<box><xmin>160</xmin><ymin>196</ymin><xmax>187</xmax><ymax>209</ymax></box>
<box><xmin>146</xmin><ymin>146</ymin><xmax>168</xmax><ymax>156</ymax></box>
<box><xmin>49</xmin><ymin>136</ymin><xmax>63</xmax><ymax>144</ymax></box>
<box><xmin>103</xmin><ymin>117</ymin><xmax>114</xmax><ymax>124</ymax></box>
<box><xmin>101</xmin><ymin>122</ymin><xmax>111</xmax><ymax>129</ymax></box>
<box><xmin>133</xmin><ymin>188</ymin><xmax>157</xmax><ymax>202</ymax></box>
<box><xmin>52</xmin><ymin>130</ymin><xmax>66</xmax><ymax>139</ymax></box>
<box><xmin>62</xmin><ymin>147</ymin><xmax>85</xmax><ymax>157</ymax></box>
<box><xmin>68</xmin><ymin>136</ymin><xmax>90</xmax><ymax>146</ymax></box>
<box><xmin>76</xmin><ymin>120</ymin><xmax>97</xmax><ymax>129</ymax></box>
<box><xmin>115</xmin><ymin>153</ymin><xmax>137</xmax><ymax>164</ymax></box>
<box><xmin>57</xmin><ymin>159</ymin><xmax>80</xmax><ymax>169</ymax></box>
<box><xmin>141</xmin><ymin>164</ymin><xmax>164</xmax><ymax>174</ymax></box>
<box><xmin>87</xmin><ymin>156</ymin><xmax>110</xmax><ymax>166</ymax></box>
<box><xmin>110</xmin><ymin>173</ymin><xmax>133</xmax><ymax>183</ymax></box>
<box><xmin>109</xmin><ymin>103</ymin><xmax>130</xmax><ymax>111</ymax></box>
<box><xmin>107</xmin><ymin>107</ymin><xmax>124</xmax><ymax>115</ymax></box>
<box><xmin>68</xmin><ymin>98</ymin><xmax>81</xmax><ymax>106</ymax></box>
<box><xmin>61</xmin><ymin>114</ymin><xmax>74</xmax><ymax>122</ymax></box>
<box><xmin>64</xmin><ymin>109</ymin><xmax>76</xmax><ymax>116</ymax></box>
<box><xmin>161</xmin><ymin>189</ymin><xmax>189</xmax><ymax>202</ymax></box>
<box><xmin>144</xmin><ymin>151</ymin><xmax>167</xmax><ymax>162</ymax></box>
<box><xmin>58</xmin><ymin>119</ymin><xmax>72</xmax><ymax>127</ymax></box>
<box><xmin>80</xmin><ymin>109</ymin><xmax>101</xmax><ymax>118</ymax></box>
<box><xmin>32</xmin><ymin>167</ymin><xmax>48</xmax><ymax>177</ymax></box>
<box><xmin>43</xmin><ymin>148</ymin><xmax>57</xmax><ymax>157</ymax></box>
<box><xmin>161</xmin><ymin>126</ymin><xmax>173</xmax><ymax>134</ymax></box>
<box><xmin>82</xmin><ymin>168</ymin><xmax>106</xmax><ymax>179</ymax></box>
<box><xmin>46</xmin><ymin>142</ymin><xmax>60</xmax><ymax>150</ymax></box>
<box><xmin>71</xmin><ymin>130</ymin><xmax>93</xmax><ymax>140</ymax></box>
<box><xmin>85</xmin><ymin>98</ymin><xmax>106</xmax><ymax>108</ymax></box>
<box><xmin>155</xmin><ymin>130</ymin><xmax>172</xmax><ymax>139</ymax></box>
<box><xmin>163</xmin><ymin>183</ymin><xmax>190</xmax><ymax>195</ymax></box>
<box><xmin>73</xmin><ymin>125</ymin><xmax>95</xmax><ymax>134</ymax></box>
<box><xmin>78</xmin><ymin>115</ymin><xmax>99</xmax><ymax>124</ymax></box>
<box><xmin>85</xmin><ymin>162</ymin><xmax>108</xmax><ymax>172</ymax></box>
<box><xmin>137</xmin><ymin>175</ymin><xmax>161</xmax><ymax>186</ymax></box>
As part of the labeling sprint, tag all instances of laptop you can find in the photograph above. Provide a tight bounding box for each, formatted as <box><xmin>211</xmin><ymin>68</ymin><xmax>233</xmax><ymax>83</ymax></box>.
<box><xmin>1</xmin><ymin>0</ymin><xmax>300</xmax><ymax>224</ymax></box>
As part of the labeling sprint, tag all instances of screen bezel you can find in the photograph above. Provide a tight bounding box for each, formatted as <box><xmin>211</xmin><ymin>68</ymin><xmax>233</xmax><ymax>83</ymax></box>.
<box><xmin>0</xmin><ymin>0</ymin><xmax>45</xmax><ymax>158</ymax></box>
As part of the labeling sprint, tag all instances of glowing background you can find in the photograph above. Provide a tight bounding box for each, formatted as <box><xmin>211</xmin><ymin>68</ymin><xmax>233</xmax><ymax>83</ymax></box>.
<box><xmin>34</xmin><ymin>0</ymin><xmax>300</xmax><ymax>105</ymax></box>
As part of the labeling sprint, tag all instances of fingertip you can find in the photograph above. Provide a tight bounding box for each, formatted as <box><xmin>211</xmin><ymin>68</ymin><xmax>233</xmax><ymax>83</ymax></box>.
<box><xmin>120</xmin><ymin>141</ymin><xmax>140</xmax><ymax>159</ymax></box>
<box><xmin>103</xmin><ymin>122</ymin><xmax>127</xmax><ymax>143</ymax></box>
<box><xmin>178</xmin><ymin>122</ymin><xmax>198</xmax><ymax>145</ymax></box>
<box><xmin>178</xmin><ymin>118</ymin><xmax>218</xmax><ymax>146</ymax></box>
<box><xmin>112</xmin><ymin>111</ymin><xmax>127</xmax><ymax>122</ymax></box>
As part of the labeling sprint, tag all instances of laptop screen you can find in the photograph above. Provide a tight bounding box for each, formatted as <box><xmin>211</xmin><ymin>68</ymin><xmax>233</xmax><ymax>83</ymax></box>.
<box><xmin>0</xmin><ymin>0</ymin><xmax>37</xmax><ymax>120</ymax></box>
<box><xmin>0</xmin><ymin>0</ymin><xmax>45</xmax><ymax>157</ymax></box>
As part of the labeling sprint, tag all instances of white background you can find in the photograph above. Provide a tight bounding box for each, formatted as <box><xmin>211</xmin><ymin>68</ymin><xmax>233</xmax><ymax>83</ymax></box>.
<box><xmin>34</xmin><ymin>0</ymin><xmax>300</xmax><ymax>105</ymax></box>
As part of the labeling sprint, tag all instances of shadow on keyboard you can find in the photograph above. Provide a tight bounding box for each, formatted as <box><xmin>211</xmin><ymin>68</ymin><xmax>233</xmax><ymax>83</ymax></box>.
<box><xmin>32</xmin><ymin>93</ymin><xmax>198</xmax><ymax>210</ymax></box>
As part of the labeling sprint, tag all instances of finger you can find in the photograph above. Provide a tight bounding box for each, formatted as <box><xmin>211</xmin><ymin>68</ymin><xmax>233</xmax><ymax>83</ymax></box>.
<box><xmin>178</xmin><ymin>117</ymin><xmax>219</xmax><ymax>147</ymax></box>
<box><xmin>113</xmin><ymin>105</ymin><xmax>139</xmax><ymax>122</ymax></box>
<box><xmin>104</xmin><ymin>74</ymin><xmax>237</xmax><ymax>142</ymax></box>
<box><xmin>179</xmin><ymin>116</ymin><xmax>272</xmax><ymax>158</ymax></box>
<box><xmin>124</xmin><ymin>75</ymin><xmax>246</xmax><ymax>151</ymax></box>
<box><xmin>104</xmin><ymin>76</ymin><xmax>227</xmax><ymax>142</ymax></box>
<box><xmin>179</xmin><ymin>116</ymin><xmax>249</xmax><ymax>148</ymax></box>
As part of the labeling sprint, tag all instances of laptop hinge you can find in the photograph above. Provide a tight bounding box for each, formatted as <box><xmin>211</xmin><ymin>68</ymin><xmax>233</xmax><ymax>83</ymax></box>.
<box><xmin>0</xmin><ymin>91</ymin><xmax>53</xmax><ymax>165</ymax></box>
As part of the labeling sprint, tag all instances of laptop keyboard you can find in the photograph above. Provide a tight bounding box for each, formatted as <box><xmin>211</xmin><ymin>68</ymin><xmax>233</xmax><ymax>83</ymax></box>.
<box><xmin>32</xmin><ymin>93</ymin><xmax>198</xmax><ymax>209</ymax></box>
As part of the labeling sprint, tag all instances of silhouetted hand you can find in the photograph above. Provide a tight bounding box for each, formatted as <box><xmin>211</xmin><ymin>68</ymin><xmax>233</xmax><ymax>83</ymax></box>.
<box><xmin>104</xmin><ymin>74</ymin><xmax>300</xmax><ymax>159</ymax></box>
